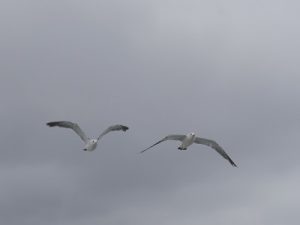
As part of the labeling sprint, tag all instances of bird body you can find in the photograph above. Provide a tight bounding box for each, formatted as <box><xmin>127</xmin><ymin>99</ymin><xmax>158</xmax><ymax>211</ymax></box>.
<box><xmin>178</xmin><ymin>132</ymin><xmax>196</xmax><ymax>150</ymax></box>
<box><xmin>47</xmin><ymin>121</ymin><xmax>129</xmax><ymax>151</ymax></box>
<box><xmin>83</xmin><ymin>139</ymin><xmax>98</xmax><ymax>151</ymax></box>
<box><xmin>141</xmin><ymin>132</ymin><xmax>237</xmax><ymax>167</ymax></box>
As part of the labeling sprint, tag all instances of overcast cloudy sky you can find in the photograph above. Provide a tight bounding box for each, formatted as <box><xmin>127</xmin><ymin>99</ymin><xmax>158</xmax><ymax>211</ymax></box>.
<box><xmin>1</xmin><ymin>0</ymin><xmax>300</xmax><ymax>224</ymax></box>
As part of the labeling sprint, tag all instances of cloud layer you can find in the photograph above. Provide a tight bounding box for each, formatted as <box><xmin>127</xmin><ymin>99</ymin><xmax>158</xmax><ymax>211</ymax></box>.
<box><xmin>1</xmin><ymin>1</ymin><xmax>300</xmax><ymax>224</ymax></box>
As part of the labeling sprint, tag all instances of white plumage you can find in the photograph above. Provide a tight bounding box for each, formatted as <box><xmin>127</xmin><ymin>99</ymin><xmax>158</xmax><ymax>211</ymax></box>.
<box><xmin>141</xmin><ymin>132</ymin><xmax>237</xmax><ymax>167</ymax></box>
<box><xmin>47</xmin><ymin>121</ymin><xmax>129</xmax><ymax>151</ymax></box>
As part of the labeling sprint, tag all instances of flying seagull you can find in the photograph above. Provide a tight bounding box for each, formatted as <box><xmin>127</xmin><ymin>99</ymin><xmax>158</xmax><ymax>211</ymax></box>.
<box><xmin>47</xmin><ymin>121</ymin><xmax>129</xmax><ymax>151</ymax></box>
<box><xmin>141</xmin><ymin>132</ymin><xmax>237</xmax><ymax>167</ymax></box>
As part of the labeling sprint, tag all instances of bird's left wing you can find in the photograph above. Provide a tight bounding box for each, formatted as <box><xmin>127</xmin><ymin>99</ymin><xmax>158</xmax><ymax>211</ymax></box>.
<box><xmin>140</xmin><ymin>134</ymin><xmax>186</xmax><ymax>153</ymax></box>
<box><xmin>194</xmin><ymin>137</ymin><xmax>237</xmax><ymax>167</ymax></box>
<box><xmin>97</xmin><ymin>124</ymin><xmax>129</xmax><ymax>140</ymax></box>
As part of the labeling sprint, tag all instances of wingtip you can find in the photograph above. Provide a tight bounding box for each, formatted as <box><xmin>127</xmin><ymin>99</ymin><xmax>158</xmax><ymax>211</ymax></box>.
<box><xmin>230</xmin><ymin>160</ymin><xmax>238</xmax><ymax>167</ymax></box>
<box><xmin>46</xmin><ymin>122</ymin><xmax>55</xmax><ymax>127</ymax></box>
<box><xmin>226</xmin><ymin>156</ymin><xmax>237</xmax><ymax>167</ymax></box>
<box><xmin>140</xmin><ymin>148</ymin><xmax>149</xmax><ymax>153</ymax></box>
<box><xmin>123</xmin><ymin>126</ymin><xmax>129</xmax><ymax>131</ymax></box>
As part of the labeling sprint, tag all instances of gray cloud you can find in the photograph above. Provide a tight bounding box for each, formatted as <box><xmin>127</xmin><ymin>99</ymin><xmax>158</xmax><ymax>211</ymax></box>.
<box><xmin>1</xmin><ymin>0</ymin><xmax>300</xmax><ymax>224</ymax></box>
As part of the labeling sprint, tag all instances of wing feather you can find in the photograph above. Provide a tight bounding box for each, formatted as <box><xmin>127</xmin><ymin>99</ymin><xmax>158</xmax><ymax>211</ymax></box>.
<box><xmin>194</xmin><ymin>137</ymin><xmax>237</xmax><ymax>167</ymax></box>
<box><xmin>47</xmin><ymin>121</ymin><xmax>89</xmax><ymax>143</ymax></box>
<box><xmin>97</xmin><ymin>124</ymin><xmax>129</xmax><ymax>140</ymax></box>
<box><xmin>140</xmin><ymin>134</ymin><xmax>186</xmax><ymax>153</ymax></box>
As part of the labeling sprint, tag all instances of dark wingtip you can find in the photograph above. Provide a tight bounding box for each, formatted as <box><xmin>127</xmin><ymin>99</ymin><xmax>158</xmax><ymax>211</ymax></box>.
<box><xmin>46</xmin><ymin>122</ymin><xmax>56</xmax><ymax>127</ymax></box>
<box><xmin>139</xmin><ymin>148</ymin><xmax>149</xmax><ymax>153</ymax></box>
<box><xmin>229</xmin><ymin>158</ymin><xmax>238</xmax><ymax>167</ymax></box>
<box><xmin>122</xmin><ymin>126</ymin><xmax>129</xmax><ymax>131</ymax></box>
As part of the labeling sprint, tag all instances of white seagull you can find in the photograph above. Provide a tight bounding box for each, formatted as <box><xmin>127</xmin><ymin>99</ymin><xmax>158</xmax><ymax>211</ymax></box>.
<box><xmin>141</xmin><ymin>132</ymin><xmax>237</xmax><ymax>167</ymax></box>
<box><xmin>47</xmin><ymin>121</ymin><xmax>129</xmax><ymax>151</ymax></box>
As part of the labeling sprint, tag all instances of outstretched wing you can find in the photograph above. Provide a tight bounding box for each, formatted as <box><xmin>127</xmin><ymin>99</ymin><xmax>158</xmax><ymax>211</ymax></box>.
<box><xmin>194</xmin><ymin>137</ymin><xmax>237</xmax><ymax>167</ymax></box>
<box><xmin>97</xmin><ymin>124</ymin><xmax>129</xmax><ymax>140</ymax></box>
<box><xmin>140</xmin><ymin>134</ymin><xmax>186</xmax><ymax>153</ymax></box>
<box><xmin>47</xmin><ymin>121</ymin><xmax>89</xmax><ymax>143</ymax></box>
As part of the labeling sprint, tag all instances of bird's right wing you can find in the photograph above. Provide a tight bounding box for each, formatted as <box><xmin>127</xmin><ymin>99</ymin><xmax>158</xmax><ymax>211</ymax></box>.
<box><xmin>47</xmin><ymin>121</ymin><xmax>89</xmax><ymax>143</ymax></box>
<box><xmin>140</xmin><ymin>134</ymin><xmax>186</xmax><ymax>153</ymax></box>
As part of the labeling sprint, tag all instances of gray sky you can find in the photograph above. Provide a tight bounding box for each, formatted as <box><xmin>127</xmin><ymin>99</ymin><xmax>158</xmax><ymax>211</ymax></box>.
<box><xmin>1</xmin><ymin>0</ymin><xmax>300</xmax><ymax>224</ymax></box>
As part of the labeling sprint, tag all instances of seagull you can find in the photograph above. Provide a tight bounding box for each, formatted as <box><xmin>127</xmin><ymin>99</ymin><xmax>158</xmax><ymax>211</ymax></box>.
<box><xmin>47</xmin><ymin>121</ymin><xmax>129</xmax><ymax>151</ymax></box>
<box><xmin>141</xmin><ymin>132</ymin><xmax>237</xmax><ymax>167</ymax></box>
